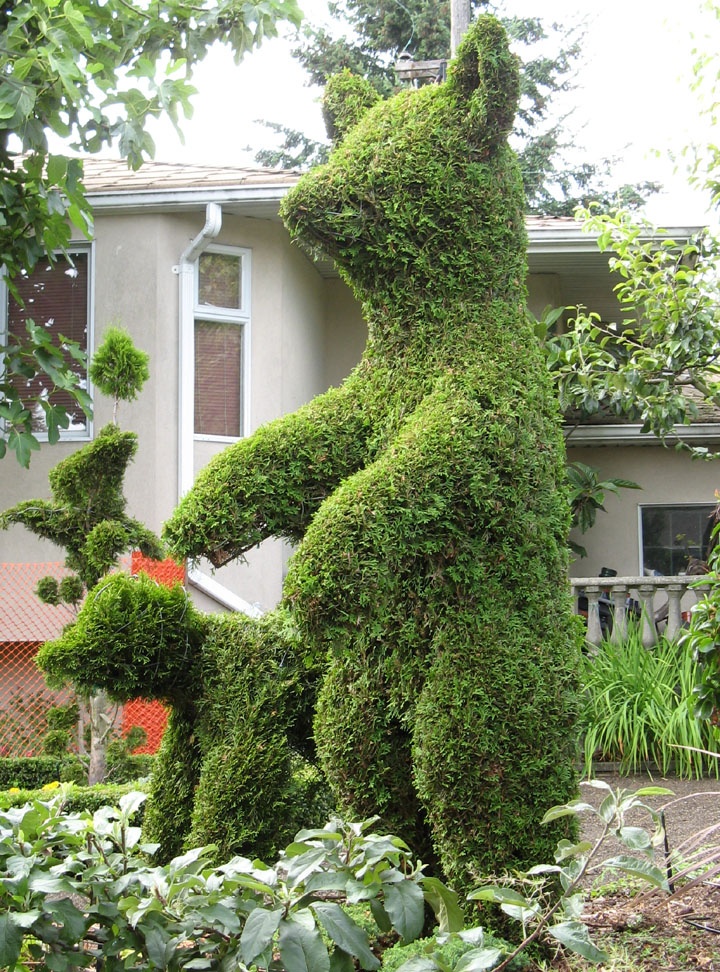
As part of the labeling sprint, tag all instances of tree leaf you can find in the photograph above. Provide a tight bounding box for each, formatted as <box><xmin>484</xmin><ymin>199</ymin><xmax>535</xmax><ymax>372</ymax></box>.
<box><xmin>0</xmin><ymin>913</ymin><xmax>23</xmax><ymax>969</ymax></box>
<box><xmin>421</xmin><ymin>876</ymin><xmax>464</xmax><ymax>933</ymax></box>
<box><xmin>240</xmin><ymin>907</ymin><xmax>284</xmax><ymax>965</ymax></box>
<box><xmin>312</xmin><ymin>901</ymin><xmax>380</xmax><ymax>970</ymax></box>
<box><xmin>601</xmin><ymin>855</ymin><xmax>670</xmax><ymax>890</ymax></box>
<box><xmin>549</xmin><ymin>920</ymin><xmax>609</xmax><ymax>963</ymax></box>
<box><xmin>383</xmin><ymin>880</ymin><xmax>425</xmax><ymax>942</ymax></box>
<box><xmin>278</xmin><ymin>917</ymin><xmax>331</xmax><ymax>972</ymax></box>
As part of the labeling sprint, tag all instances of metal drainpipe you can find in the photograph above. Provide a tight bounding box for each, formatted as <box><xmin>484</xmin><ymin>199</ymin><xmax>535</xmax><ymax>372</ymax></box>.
<box><xmin>173</xmin><ymin>202</ymin><xmax>222</xmax><ymax>501</ymax></box>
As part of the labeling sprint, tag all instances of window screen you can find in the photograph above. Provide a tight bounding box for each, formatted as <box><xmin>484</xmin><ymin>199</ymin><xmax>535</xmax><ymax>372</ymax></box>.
<box><xmin>6</xmin><ymin>252</ymin><xmax>89</xmax><ymax>433</ymax></box>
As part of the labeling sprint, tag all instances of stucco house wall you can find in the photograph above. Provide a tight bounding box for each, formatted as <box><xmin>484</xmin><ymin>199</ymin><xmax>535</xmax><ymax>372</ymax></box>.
<box><xmin>1</xmin><ymin>160</ymin><xmax>717</xmax><ymax>619</ymax></box>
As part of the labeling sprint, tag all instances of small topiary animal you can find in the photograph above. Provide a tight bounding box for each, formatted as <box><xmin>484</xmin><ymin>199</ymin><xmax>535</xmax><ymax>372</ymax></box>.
<box><xmin>38</xmin><ymin>572</ymin><xmax>321</xmax><ymax>862</ymax></box>
<box><xmin>160</xmin><ymin>14</ymin><xmax>582</xmax><ymax>895</ymax></box>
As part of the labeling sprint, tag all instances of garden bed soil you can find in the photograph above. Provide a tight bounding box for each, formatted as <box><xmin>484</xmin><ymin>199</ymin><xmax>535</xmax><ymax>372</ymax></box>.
<box><xmin>546</xmin><ymin>771</ymin><xmax>720</xmax><ymax>971</ymax></box>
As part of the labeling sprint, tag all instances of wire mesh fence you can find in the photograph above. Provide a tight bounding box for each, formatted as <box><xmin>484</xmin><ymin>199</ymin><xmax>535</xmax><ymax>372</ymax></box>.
<box><xmin>0</xmin><ymin>554</ymin><xmax>186</xmax><ymax>759</ymax></box>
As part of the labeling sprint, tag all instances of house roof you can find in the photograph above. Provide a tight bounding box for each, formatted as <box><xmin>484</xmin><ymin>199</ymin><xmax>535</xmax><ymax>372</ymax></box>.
<box><xmin>0</xmin><ymin>563</ymin><xmax>77</xmax><ymax>642</ymax></box>
<box><xmin>81</xmin><ymin>158</ymin><xmax>300</xmax><ymax>194</ymax></box>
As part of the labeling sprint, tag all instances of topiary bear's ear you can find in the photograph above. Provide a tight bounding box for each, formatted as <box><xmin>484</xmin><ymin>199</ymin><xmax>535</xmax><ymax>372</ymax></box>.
<box><xmin>322</xmin><ymin>69</ymin><xmax>381</xmax><ymax>145</ymax></box>
<box><xmin>446</xmin><ymin>14</ymin><xmax>520</xmax><ymax>147</ymax></box>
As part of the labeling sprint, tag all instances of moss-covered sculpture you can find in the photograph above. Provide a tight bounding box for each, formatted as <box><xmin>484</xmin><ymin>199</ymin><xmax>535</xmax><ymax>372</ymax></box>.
<box><xmin>38</xmin><ymin>572</ymin><xmax>322</xmax><ymax>861</ymax></box>
<box><xmin>160</xmin><ymin>15</ymin><xmax>582</xmax><ymax>892</ymax></box>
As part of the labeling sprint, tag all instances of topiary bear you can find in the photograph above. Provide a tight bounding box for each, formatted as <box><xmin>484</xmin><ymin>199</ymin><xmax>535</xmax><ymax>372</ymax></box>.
<box><xmin>41</xmin><ymin>15</ymin><xmax>582</xmax><ymax>894</ymax></box>
<box><xmin>162</xmin><ymin>14</ymin><xmax>582</xmax><ymax>892</ymax></box>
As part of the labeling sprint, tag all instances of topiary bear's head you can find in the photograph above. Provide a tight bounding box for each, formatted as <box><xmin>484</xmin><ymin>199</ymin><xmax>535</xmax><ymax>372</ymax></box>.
<box><xmin>37</xmin><ymin>572</ymin><xmax>208</xmax><ymax>706</ymax></box>
<box><xmin>280</xmin><ymin>15</ymin><xmax>525</xmax><ymax>315</ymax></box>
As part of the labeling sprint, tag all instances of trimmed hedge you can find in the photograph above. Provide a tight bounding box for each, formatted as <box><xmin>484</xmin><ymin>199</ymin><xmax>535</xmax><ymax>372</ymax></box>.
<box><xmin>0</xmin><ymin>753</ymin><xmax>155</xmax><ymax>791</ymax></box>
<box><xmin>0</xmin><ymin>780</ymin><xmax>150</xmax><ymax>815</ymax></box>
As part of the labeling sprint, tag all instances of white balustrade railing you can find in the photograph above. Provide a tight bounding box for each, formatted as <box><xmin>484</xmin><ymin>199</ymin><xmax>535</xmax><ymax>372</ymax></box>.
<box><xmin>570</xmin><ymin>575</ymin><xmax>713</xmax><ymax>648</ymax></box>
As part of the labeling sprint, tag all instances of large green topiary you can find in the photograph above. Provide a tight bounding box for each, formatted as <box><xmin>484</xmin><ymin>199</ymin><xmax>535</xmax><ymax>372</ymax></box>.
<box><xmin>161</xmin><ymin>14</ymin><xmax>582</xmax><ymax>896</ymax></box>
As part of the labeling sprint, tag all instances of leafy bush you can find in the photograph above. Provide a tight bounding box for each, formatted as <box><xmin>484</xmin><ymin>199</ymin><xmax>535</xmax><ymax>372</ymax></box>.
<box><xmin>0</xmin><ymin>795</ymin><xmax>462</xmax><ymax>972</ymax></box>
<box><xmin>0</xmin><ymin>779</ymin><xmax>149</xmax><ymax>814</ymax></box>
<box><xmin>579</xmin><ymin>626</ymin><xmax>720</xmax><ymax>778</ymax></box>
<box><xmin>0</xmin><ymin>756</ymin><xmax>68</xmax><ymax>789</ymax></box>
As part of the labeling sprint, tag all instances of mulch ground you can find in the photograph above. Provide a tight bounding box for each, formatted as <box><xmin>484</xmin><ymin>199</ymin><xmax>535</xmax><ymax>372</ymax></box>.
<box><xmin>546</xmin><ymin>771</ymin><xmax>720</xmax><ymax>971</ymax></box>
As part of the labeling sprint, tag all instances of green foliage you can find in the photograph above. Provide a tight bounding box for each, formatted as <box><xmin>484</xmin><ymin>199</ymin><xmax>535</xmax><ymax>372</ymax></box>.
<box><xmin>166</xmin><ymin>15</ymin><xmax>582</xmax><ymax>902</ymax></box>
<box><xmin>35</xmin><ymin>574</ymin><xmax>60</xmax><ymax>605</ymax></box>
<box><xmin>467</xmin><ymin>779</ymin><xmax>673</xmax><ymax>971</ymax></box>
<box><xmin>47</xmin><ymin>702</ymin><xmax>80</xmax><ymax>732</ymax></box>
<box><xmin>0</xmin><ymin>757</ymin><xmax>72</xmax><ymax>790</ymax></box>
<box><xmin>680</xmin><ymin>532</ymin><xmax>720</xmax><ymax>723</ymax></box>
<box><xmin>545</xmin><ymin>210</ymin><xmax>720</xmax><ymax>456</ymax></box>
<box><xmin>42</xmin><ymin>728</ymin><xmax>72</xmax><ymax>757</ymax></box>
<box><xmin>0</xmin><ymin>314</ymin><xmax>93</xmax><ymax>466</ymax></box>
<box><xmin>89</xmin><ymin>324</ymin><xmax>150</xmax><ymax>409</ymax></box>
<box><xmin>43</xmin><ymin>586</ymin><xmax>327</xmax><ymax>862</ymax></box>
<box><xmin>323</xmin><ymin>69</ymin><xmax>381</xmax><ymax>143</ymax></box>
<box><xmin>0</xmin><ymin>422</ymin><xmax>163</xmax><ymax>588</ymax></box>
<box><xmin>579</xmin><ymin>626</ymin><xmax>720</xmax><ymax>778</ymax></box>
<box><xmin>0</xmin><ymin>796</ymin><xmax>461</xmax><ymax>972</ymax></box>
<box><xmin>381</xmin><ymin>928</ymin><xmax>528</xmax><ymax>970</ymax></box>
<box><xmin>0</xmin><ymin>0</ymin><xmax>301</xmax><ymax>466</ymax></box>
<box><xmin>38</xmin><ymin>572</ymin><xmax>207</xmax><ymax>702</ymax></box>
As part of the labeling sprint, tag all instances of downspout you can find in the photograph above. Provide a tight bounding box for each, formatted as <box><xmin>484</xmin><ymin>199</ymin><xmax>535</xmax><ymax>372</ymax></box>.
<box><xmin>172</xmin><ymin>204</ymin><xmax>263</xmax><ymax>619</ymax></box>
<box><xmin>174</xmin><ymin>201</ymin><xmax>223</xmax><ymax>499</ymax></box>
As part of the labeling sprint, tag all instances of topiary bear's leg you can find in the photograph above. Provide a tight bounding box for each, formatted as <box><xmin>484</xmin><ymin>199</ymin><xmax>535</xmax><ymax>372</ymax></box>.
<box><xmin>314</xmin><ymin>652</ymin><xmax>437</xmax><ymax>866</ymax></box>
<box><xmin>184</xmin><ymin>610</ymin><xmax>323</xmax><ymax>861</ymax></box>
<box><xmin>142</xmin><ymin>707</ymin><xmax>203</xmax><ymax>862</ymax></box>
<box><xmin>285</xmin><ymin>388</ymin><xmax>580</xmax><ymax>882</ymax></box>
<box><xmin>412</xmin><ymin>615</ymin><xmax>580</xmax><ymax>899</ymax></box>
<box><xmin>164</xmin><ymin>382</ymin><xmax>379</xmax><ymax>567</ymax></box>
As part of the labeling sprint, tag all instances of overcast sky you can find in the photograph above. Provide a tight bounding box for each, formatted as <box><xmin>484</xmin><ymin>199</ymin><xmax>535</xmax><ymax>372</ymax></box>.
<box><xmin>149</xmin><ymin>0</ymin><xmax>718</xmax><ymax>223</ymax></box>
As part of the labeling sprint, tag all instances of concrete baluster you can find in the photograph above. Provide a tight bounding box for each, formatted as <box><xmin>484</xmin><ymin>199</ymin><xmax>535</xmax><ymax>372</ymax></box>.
<box><xmin>583</xmin><ymin>584</ymin><xmax>603</xmax><ymax>647</ymax></box>
<box><xmin>637</xmin><ymin>584</ymin><xmax>658</xmax><ymax>648</ymax></box>
<box><xmin>609</xmin><ymin>583</ymin><xmax>629</xmax><ymax>643</ymax></box>
<box><xmin>664</xmin><ymin>583</ymin><xmax>685</xmax><ymax>642</ymax></box>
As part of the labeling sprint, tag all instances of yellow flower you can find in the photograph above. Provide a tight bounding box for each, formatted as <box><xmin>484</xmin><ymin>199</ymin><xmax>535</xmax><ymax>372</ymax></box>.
<box><xmin>8</xmin><ymin>787</ymin><xmax>20</xmax><ymax>793</ymax></box>
<box><xmin>42</xmin><ymin>781</ymin><xmax>61</xmax><ymax>791</ymax></box>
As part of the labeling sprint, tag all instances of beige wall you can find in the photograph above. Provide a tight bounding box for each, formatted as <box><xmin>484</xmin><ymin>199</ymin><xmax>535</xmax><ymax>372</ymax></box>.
<box><xmin>3</xmin><ymin>218</ymin><xmax>713</xmax><ymax>617</ymax></box>
<box><xmin>567</xmin><ymin>443</ymin><xmax>719</xmax><ymax>577</ymax></box>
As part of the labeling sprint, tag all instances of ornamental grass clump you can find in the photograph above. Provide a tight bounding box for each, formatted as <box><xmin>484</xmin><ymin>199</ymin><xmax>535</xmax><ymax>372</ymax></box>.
<box><xmin>579</xmin><ymin>626</ymin><xmax>720</xmax><ymax>778</ymax></box>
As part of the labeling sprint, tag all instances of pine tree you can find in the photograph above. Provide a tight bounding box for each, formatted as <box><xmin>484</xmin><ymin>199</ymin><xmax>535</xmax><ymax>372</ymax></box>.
<box><xmin>255</xmin><ymin>0</ymin><xmax>658</xmax><ymax>215</ymax></box>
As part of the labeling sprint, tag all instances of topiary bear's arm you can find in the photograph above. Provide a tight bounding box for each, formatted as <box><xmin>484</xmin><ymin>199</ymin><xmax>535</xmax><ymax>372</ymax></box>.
<box><xmin>163</xmin><ymin>382</ymin><xmax>376</xmax><ymax>566</ymax></box>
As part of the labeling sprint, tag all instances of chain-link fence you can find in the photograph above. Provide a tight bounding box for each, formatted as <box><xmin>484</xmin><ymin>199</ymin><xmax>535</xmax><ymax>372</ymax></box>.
<box><xmin>0</xmin><ymin>555</ymin><xmax>186</xmax><ymax>759</ymax></box>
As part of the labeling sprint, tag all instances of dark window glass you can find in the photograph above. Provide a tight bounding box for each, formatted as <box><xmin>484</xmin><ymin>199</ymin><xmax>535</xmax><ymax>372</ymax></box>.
<box><xmin>7</xmin><ymin>252</ymin><xmax>89</xmax><ymax>434</ymax></box>
<box><xmin>198</xmin><ymin>253</ymin><xmax>241</xmax><ymax>310</ymax></box>
<box><xmin>641</xmin><ymin>505</ymin><xmax>716</xmax><ymax>574</ymax></box>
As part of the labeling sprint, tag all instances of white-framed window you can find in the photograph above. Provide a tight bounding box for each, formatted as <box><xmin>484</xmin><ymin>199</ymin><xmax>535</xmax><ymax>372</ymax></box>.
<box><xmin>639</xmin><ymin>503</ymin><xmax>717</xmax><ymax>575</ymax></box>
<box><xmin>193</xmin><ymin>246</ymin><xmax>250</xmax><ymax>440</ymax></box>
<box><xmin>1</xmin><ymin>246</ymin><xmax>93</xmax><ymax>438</ymax></box>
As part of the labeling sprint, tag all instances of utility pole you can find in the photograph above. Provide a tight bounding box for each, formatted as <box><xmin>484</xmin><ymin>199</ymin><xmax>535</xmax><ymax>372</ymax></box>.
<box><xmin>395</xmin><ymin>0</ymin><xmax>471</xmax><ymax>81</ymax></box>
<box><xmin>450</xmin><ymin>0</ymin><xmax>471</xmax><ymax>54</ymax></box>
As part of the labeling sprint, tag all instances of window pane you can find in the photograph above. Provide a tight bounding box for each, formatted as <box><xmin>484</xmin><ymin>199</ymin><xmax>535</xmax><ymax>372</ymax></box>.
<box><xmin>641</xmin><ymin>505</ymin><xmax>716</xmax><ymax>574</ymax></box>
<box><xmin>7</xmin><ymin>253</ymin><xmax>89</xmax><ymax>433</ymax></box>
<box><xmin>198</xmin><ymin>253</ymin><xmax>241</xmax><ymax>310</ymax></box>
<box><xmin>194</xmin><ymin>321</ymin><xmax>242</xmax><ymax>437</ymax></box>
